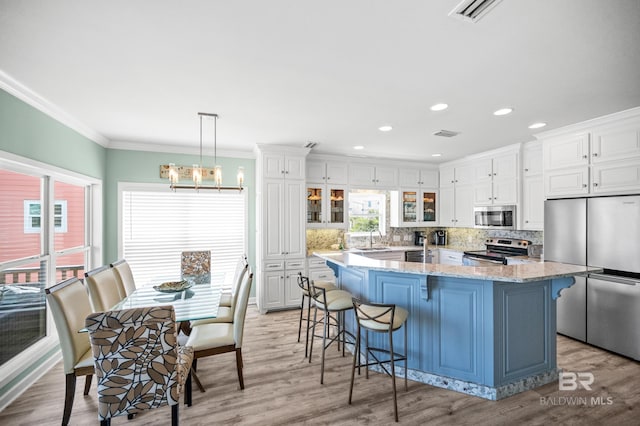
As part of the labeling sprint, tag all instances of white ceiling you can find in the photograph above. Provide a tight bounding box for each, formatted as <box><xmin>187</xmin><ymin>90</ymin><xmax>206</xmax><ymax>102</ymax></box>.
<box><xmin>1</xmin><ymin>0</ymin><xmax>640</xmax><ymax>163</ymax></box>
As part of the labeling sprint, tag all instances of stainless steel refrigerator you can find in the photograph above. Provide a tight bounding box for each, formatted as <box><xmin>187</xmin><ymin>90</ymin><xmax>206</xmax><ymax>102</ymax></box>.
<box><xmin>545</xmin><ymin>195</ymin><xmax>640</xmax><ymax>360</ymax></box>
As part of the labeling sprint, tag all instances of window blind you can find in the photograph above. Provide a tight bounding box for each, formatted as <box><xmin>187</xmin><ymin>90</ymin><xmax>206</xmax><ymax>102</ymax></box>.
<box><xmin>121</xmin><ymin>189</ymin><xmax>247</xmax><ymax>290</ymax></box>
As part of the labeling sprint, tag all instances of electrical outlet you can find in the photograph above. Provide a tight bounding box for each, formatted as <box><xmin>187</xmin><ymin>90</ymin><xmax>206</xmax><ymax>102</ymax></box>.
<box><xmin>468</xmin><ymin>235</ymin><xmax>473</xmax><ymax>242</ymax></box>
<box><xmin>393</xmin><ymin>235</ymin><xmax>401</xmax><ymax>242</ymax></box>
<box><xmin>404</xmin><ymin>235</ymin><xmax>412</xmax><ymax>241</ymax></box>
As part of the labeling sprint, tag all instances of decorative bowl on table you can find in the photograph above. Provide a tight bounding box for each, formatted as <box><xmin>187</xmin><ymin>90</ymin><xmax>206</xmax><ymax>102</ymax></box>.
<box><xmin>153</xmin><ymin>279</ymin><xmax>193</xmax><ymax>293</ymax></box>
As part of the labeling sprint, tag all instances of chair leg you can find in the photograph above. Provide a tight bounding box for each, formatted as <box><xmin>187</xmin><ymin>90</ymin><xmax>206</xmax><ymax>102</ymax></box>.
<box><xmin>297</xmin><ymin>293</ymin><xmax>305</xmax><ymax>343</ymax></box>
<box><xmin>235</xmin><ymin>348</ymin><xmax>245</xmax><ymax>390</ymax></box>
<box><xmin>100</xmin><ymin>419</ymin><xmax>110</xmax><ymax>426</ymax></box>
<box><xmin>171</xmin><ymin>403</ymin><xmax>179</xmax><ymax>426</ymax></box>
<box><xmin>304</xmin><ymin>298</ymin><xmax>312</xmax><ymax>358</ymax></box>
<box><xmin>309</xmin><ymin>306</ymin><xmax>318</xmax><ymax>363</ymax></box>
<box><xmin>365</xmin><ymin>331</ymin><xmax>369</xmax><ymax>380</ymax></box>
<box><xmin>404</xmin><ymin>324</ymin><xmax>408</xmax><ymax>392</ymax></box>
<box><xmin>83</xmin><ymin>374</ymin><xmax>92</xmax><ymax>395</ymax></box>
<box><xmin>320</xmin><ymin>309</ymin><xmax>329</xmax><ymax>384</ymax></box>
<box><xmin>348</xmin><ymin>323</ymin><xmax>361</xmax><ymax>405</ymax></box>
<box><xmin>390</xmin><ymin>329</ymin><xmax>398</xmax><ymax>422</ymax></box>
<box><xmin>63</xmin><ymin>373</ymin><xmax>76</xmax><ymax>426</ymax></box>
<box><xmin>185</xmin><ymin>370</ymin><xmax>193</xmax><ymax>406</ymax></box>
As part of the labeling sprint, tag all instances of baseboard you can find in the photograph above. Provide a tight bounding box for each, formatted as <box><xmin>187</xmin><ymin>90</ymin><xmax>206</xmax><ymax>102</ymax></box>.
<box><xmin>0</xmin><ymin>349</ymin><xmax>62</xmax><ymax>412</ymax></box>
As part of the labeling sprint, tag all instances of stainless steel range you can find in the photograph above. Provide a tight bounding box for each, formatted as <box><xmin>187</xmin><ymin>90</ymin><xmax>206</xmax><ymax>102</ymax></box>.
<box><xmin>463</xmin><ymin>238</ymin><xmax>531</xmax><ymax>266</ymax></box>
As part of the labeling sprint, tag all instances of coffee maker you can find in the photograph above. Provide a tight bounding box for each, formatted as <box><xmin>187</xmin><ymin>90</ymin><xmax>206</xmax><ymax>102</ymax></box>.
<box><xmin>414</xmin><ymin>231</ymin><xmax>425</xmax><ymax>246</ymax></box>
<box><xmin>434</xmin><ymin>230</ymin><xmax>447</xmax><ymax>246</ymax></box>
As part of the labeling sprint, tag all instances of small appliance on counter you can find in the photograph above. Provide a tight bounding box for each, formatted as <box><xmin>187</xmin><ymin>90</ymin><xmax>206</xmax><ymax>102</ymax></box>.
<box><xmin>434</xmin><ymin>230</ymin><xmax>447</xmax><ymax>246</ymax></box>
<box><xmin>414</xmin><ymin>231</ymin><xmax>426</xmax><ymax>246</ymax></box>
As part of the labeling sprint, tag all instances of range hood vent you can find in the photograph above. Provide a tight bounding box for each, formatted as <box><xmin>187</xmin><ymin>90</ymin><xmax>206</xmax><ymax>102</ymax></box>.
<box><xmin>433</xmin><ymin>129</ymin><xmax>459</xmax><ymax>138</ymax></box>
<box><xmin>448</xmin><ymin>0</ymin><xmax>503</xmax><ymax>23</ymax></box>
<box><xmin>304</xmin><ymin>142</ymin><xmax>318</xmax><ymax>149</ymax></box>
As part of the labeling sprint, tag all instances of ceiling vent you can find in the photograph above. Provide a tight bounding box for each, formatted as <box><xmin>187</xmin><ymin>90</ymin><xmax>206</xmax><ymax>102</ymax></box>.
<box><xmin>433</xmin><ymin>130</ymin><xmax>459</xmax><ymax>138</ymax></box>
<box><xmin>448</xmin><ymin>0</ymin><xmax>503</xmax><ymax>23</ymax></box>
<box><xmin>304</xmin><ymin>142</ymin><xmax>317</xmax><ymax>149</ymax></box>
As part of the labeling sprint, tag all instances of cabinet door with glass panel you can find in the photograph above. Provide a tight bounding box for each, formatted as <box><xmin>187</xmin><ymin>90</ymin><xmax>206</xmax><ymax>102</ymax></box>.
<box><xmin>306</xmin><ymin>184</ymin><xmax>347</xmax><ymax>228</ymax></box>
<box><xmin>391</xmin><ymin>189</ymin><xmax>438</xmax><ymax>227</ymax></box>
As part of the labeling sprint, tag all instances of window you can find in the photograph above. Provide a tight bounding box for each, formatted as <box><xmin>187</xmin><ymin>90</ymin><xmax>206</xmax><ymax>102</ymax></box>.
<box><xmin>24</xmin><ymin>200</ymin><xmax>67</xmax><ymax>233</ymax></box>
<box><xmin>0</xmin><ymin>163</ymin><xmax>97</xmax><ymax>372</ymax></box>
<box><xmin>120</xmin><ymin>184</ymin><xmax>247</xmax><ymax>290</ymax></box>
<box><xmin>348</xmin><ymin>191</ymin><xmax>386</xmax><ymax>235</ymax></box>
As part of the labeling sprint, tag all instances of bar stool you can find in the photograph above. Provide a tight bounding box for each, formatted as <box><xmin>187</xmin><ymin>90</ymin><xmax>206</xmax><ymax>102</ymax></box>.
<box><xmin>297</xmin><ymin>273</ymin><xmax>338</xmax><ymax>358</ymax></box>
<box><xmin>308</xmin><ymin>279</ymin><xmax>355</xmax><ymax>384</ymax></box>
<box><xmin>349</xmin><ymin>298</ymin><xmax>408</xmax><ymax>422</ymax></box>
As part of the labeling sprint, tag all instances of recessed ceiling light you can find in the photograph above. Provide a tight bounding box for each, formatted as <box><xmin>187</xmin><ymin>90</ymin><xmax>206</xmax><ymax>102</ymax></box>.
<box><xmin>528</xmin><ymin>122</ymin><xmax>547</xmax><ymax>129</ymax></box>
<box><xmin>493</xmin><ymin>107</ymin><xmax>513</xmax><ymax>116</ymax></box>
<box><xmin>353</xmin><ymin>145</ymin><xmax>364</xmax><ymax>150</ymax></box>
<box><xmin>378</xmin><ymin>125</ymin><xmax>393</xmax><ymax>132</ymax></box>
<box><xmin>432</xmin><ymin>153</ymin><xmax>442</xmax><ymax>157</ymax></box>
<box><xmin>430</xmin><ymin>103</ymin><xmax>448</xmax><ymax>111</ymax></box>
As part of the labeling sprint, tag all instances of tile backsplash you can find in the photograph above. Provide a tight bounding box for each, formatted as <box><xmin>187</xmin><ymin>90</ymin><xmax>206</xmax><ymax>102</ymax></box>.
<box><xmin>307</xmin><ymin>227</ymin><xmax>543</xmax><ymax>251</ymax></box>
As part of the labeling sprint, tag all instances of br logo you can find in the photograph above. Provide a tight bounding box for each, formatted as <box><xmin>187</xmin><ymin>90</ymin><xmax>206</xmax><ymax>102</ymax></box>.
<box><xmin>559</xmin><ymin>372</ymin><xmax>594</xmax><ymax>391</ymax></box>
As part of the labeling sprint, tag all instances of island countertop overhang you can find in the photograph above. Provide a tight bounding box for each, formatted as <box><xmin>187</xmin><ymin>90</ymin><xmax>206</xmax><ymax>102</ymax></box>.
<box><xmin>313</xmin><ymin>251</ymin><xmax>602</xmax><ymax>283</ymax></box>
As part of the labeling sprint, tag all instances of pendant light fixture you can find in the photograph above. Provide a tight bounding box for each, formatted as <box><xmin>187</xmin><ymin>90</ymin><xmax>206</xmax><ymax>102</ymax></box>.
<box><xmin>165</xmin><ymin>112</ymin><xmax>244</xmax><ymax>192</ymax></box>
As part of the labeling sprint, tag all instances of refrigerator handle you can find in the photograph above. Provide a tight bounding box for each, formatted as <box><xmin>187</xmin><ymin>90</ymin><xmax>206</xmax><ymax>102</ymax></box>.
<box><xmin>589</xmin><ymin>273</ymin><xmax>639</xmax><ymax>286</ymax></box>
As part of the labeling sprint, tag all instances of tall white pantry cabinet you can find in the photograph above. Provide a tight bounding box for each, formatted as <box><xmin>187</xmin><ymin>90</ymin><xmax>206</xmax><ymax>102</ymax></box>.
<box><xmin>255</xmin><ymin>145</ymin><xmax>310</xmax><ymax>313</ymax></box>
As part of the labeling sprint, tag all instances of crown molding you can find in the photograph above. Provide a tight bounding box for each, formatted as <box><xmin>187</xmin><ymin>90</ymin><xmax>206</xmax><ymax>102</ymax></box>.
<box><xmin>0</xmin><ymin>69</ymin><xmax>110</xmax><ymax>147</ymax></box>
<box><xmin>109</xmin><ymin>140</ymin><xmax>256</xmax><ymax>159</ymax></box>
<box><xmin>533</xmin><ymin>106</ymin><xmax>640</xmax><ymax>140</ymax></box>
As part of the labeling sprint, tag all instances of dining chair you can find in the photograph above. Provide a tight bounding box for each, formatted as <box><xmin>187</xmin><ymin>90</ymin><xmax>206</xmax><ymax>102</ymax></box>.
<box><xmin>181</xmin><ymin>251</ymin><xmax>211</xmax><ymax>284</ymax></box>
<box><xmin>109</xmin><ymin>259</ymin><xmax>136</xmax><ymax>296</ymax></box>
<box><xmin>296</xmin><ymin>273</ymin><xmax>337</xmax><ymax>358</ymax></box>
<box><xmin>186</xmin><ymin>271</ymin><xmax>253</xmax><ymax>392</ymax></box>
<box><xmin>190</xmin><ymin>263</ymin><xmax>248</xmax><ymax>327</ymax></box>
<box><xmin>85</xmin><ymin>305</ymin><xmax>193</xmax><ymax>426</ymax></box>
<box><xmin>219</xmin><ymin>254</ymin><xmax>248</xmax><ymax>308</ymax></box>
<box><xmin>84</xmin><ymin>265</ymin><xmax>125</xmax><ymax>312</ymax></box>
<box><xmin>44</xmin><ymin>277</ymin><xmax>95</xmax><ymax>426</ymax></box>
<box><xmin>349</xmin><ymin>298</ymin><xmax>409</xmax><ymax>422</ymax></box>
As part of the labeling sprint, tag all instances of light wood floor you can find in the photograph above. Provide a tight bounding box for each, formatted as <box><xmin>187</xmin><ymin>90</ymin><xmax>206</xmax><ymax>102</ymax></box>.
<box><xmin>1</xmin><ymin>306</ymin><xmax>638</xmax><ymax>425</ymax></box>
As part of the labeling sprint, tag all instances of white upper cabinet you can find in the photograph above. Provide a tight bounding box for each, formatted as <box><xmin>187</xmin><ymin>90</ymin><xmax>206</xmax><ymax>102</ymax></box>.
<box><xmin>473</xmin><ymin>151</ymin><xmax>518</xmax><ymax>206</ymax></box>
<box><xmin>541</xmin><ymin>111</ymin><xmax>640</xmax><ymax>198</ymax></box>
<box><xmin>263</xmin><ymin>153</ymin><xmax>306</xmax><ymax>179</ymax></box>
<box><xmin>307</xmin><ymin>160</ymin><xmax>348</xmax><ymax>184</ymax></box>
<box><xmin>523</xmin><ymin>141</ymin><xmax>543</xmax><ymax>176</ymax></box>
<box><xmin>398</xmin><ymin>167</ymin><xmax>439</xmax><ymax>187</ymax></box>
<box><xmin>349</xmin><ymin>163</ymin><xmax>398</xmax><ymax>188</ymax></box>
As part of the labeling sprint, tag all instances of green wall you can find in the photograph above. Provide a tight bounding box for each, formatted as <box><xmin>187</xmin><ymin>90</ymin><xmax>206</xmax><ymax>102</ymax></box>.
<box><xmin>105</xmin><ymin>149</ymin><xmax>257</xmax><ymax>286</ymax></box>
<box><xmin>0</xmin><ymin>89</ymin><xmax>105</xmax><ymax>179</ymax></box>
<box><xmin>1</xmin><ymin>87</ymin><xmax>257</xmax><ymax>285</ymax></box>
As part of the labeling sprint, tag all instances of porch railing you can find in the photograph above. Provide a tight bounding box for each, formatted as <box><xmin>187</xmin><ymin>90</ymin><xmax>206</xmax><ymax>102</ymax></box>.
<box><xmin>0</xmin><ymin>265</ymin><xmax>85</xmax><ymax>285</ymax></box>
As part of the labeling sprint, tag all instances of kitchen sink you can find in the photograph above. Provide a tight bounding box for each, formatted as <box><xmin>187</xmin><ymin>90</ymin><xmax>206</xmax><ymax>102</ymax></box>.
<box><xmin>352</xmin><ymin>247</ymin><xmax>391</xmax><ymax>251</ymax></box>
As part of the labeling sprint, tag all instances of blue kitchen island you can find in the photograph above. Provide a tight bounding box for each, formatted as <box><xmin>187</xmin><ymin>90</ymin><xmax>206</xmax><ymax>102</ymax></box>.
<box><xmin>315</xmin><ymin>252</ymin><xmax>601</xmax><ymax>400</ymax></box>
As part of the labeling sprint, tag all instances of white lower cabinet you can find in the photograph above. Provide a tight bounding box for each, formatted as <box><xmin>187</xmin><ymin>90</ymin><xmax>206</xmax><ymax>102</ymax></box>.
<box><xmin>438</xmin><ymin>249</ymin><xmax>464</xmax><ymax>265</ymax></box>
<box><xmin>307</xmin><ymin>256</ymin><xmax>336</xmax><ymax>284</ymax></box>
<box><xmin>260</xmin><ymin>259</ymin><xmax>304</xmax><ymax>312</ymax></box>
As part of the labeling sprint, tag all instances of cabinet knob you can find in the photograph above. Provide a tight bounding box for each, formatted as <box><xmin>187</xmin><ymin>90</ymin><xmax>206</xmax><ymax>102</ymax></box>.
<box><xmin>582</xmin><ymin>155</ymin><xmax>588</xmax><ymax>159</ymax></box>
<box><xmin>493</xmin><ymin>173</ymin><xmax>497</xmax><ymax>176</ymax></box>
<box><xmin>281</xmin><ymin>170</ymin><xmax>285</xmax><ymax>174</ymax></box>
<box><xmin>593</xmin><ymin>182</ymin><xmax>599</xmax><ymax>187</ymax></box>
<box><xmin>285</xmin><ymin>170</ymin><xmax>289</xmax><ymax>174</ymax></box>
<box><xmin>593</xmin><ymin>153</ymin><xmax>599</xmax><ymax>157</ymax></box>
<box><xmin>327</xmin><ymin>176</ymin><xmax>330</xmax><ymax>180</ymax></box>
<box><xmin>525</xmin><ymin>220</ymin><xmax>529</xmax><ymax>223</ymax></box>
<box><xmin>488</xmin><ymin>174</ymin><xmax>492</xmax><ymax>177</ymax></box>
<box><xmin>451</xmin><ymin>180</ymin><xmax>455</xmax><ymax>184</ymax></box>
<box><xmin>488</xmin><ymin>197</ymin><xmax>492</xmax><ymax>200</ymax></box>
<box><xmin>524</xmin><ymin>168</ymin><xmax>529</xmax><ymax>172</ymax></box>
<box><xmin>582</xmin><ymin>184</ymin><xmax>588</xmax><ymax>188</ymax></box>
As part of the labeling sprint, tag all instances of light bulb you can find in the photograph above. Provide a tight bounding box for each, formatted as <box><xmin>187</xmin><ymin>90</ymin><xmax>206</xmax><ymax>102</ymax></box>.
<box><xmin>192</xmin><ymin>164</ymin><xmax>202</xmax><ymax>187</ymax></box>
<box><xmin>237</xmin><ymin>167</ymin><xmax>245</xmax><ymax>188</ymax></box>
<box><xmin>168</xmin><ymin>163</ymin><xmax>179</xmax><ymax>185</ymax></box>
<box><xmin>214</xmin><ymin>165</ymin><xmax>222</xmax><ymax>187</ymax></box>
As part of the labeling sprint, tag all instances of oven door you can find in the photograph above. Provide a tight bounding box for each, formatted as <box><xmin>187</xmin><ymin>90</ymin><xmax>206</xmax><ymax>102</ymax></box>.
<box><xmin>474</xmin><ymin>205</ymin><xmax>516</xmax><ymax>229</ymax></box>
<box><xmin>462</xmin><ymin>254</ymin><xmax>505</xmax><ymax>266</ymax></box>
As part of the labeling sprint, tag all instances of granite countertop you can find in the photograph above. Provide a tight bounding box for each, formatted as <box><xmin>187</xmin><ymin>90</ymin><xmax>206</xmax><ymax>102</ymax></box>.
<box><xmin>314</xmin><ymin>251</ymin><xmax>601</xmax><ymax>283</ymax></box>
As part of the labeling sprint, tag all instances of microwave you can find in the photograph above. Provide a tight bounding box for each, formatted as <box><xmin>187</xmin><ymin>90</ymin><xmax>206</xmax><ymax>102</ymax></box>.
<box><xmin>473</xmin><ymin>205</ymin><xmax>516</xmax><ymax>229</ymax></box>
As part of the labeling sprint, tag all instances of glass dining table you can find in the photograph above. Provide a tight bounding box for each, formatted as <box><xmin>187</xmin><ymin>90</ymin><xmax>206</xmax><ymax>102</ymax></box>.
<box><xmin>112</xmin><ymin>273</ymin><xmax>225</xmax><ymax>323</ymax></box>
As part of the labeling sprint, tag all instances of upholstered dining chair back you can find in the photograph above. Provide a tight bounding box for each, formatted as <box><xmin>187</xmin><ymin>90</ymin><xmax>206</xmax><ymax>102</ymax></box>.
<box><xmin>229</xmin><ymin>264</ymin><xmax>249</xmax><ymax>311</ymax></box>
<box><xmin>233</xmin><ymin>271</ymin><xmax>253</xmax><ymax>348</ymax></box>
<box><xmin>45</xmin><ymin>277</ymin><xmax>95</xmax><ymax>425</ymax></box>
<box><xmin>110</xmin><ymin>259</ymin><xmax>136</xmax><ymax>296</ymax></box>
<box><xmin>84</xmin><ymin>266</ymin><xmax>124</xmax><ymax>312</ymax></box>
<box><xmin>181</xmin><ymin>251</ymin><xmax>211</xmax><ymax>284</ymax></box>
<box><xmin>45</xmin><ymin>277</ymin><xmax>93</xmax><ymax>375</ymax></box>
<box><xmin>85</xmin><ymin>306</ymin><xmax>193</xmax><ymax>425</ymax></box>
